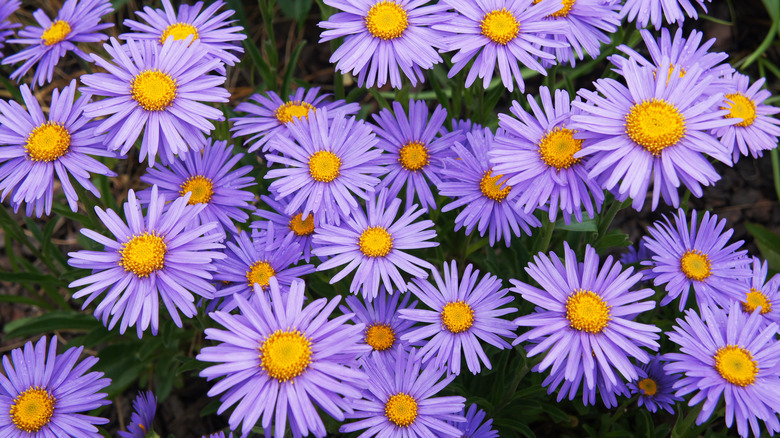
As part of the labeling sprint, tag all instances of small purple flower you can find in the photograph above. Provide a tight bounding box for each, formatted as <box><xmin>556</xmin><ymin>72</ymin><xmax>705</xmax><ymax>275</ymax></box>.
<box><xmin>119</xmin><ymin>391</ymin><xmax>157</xmax><ymax>438</ymax></box>
<box><xmin>202</xmin><ymin>433</ymin><xmax>232</xmax><ymax>438</ymax></box>
<box><xmin>0</xmin><ymin>0</ymin><xmax>20</xmax><ymax>56</ymax></box>
<box><xmin>627</xmin><ymin>355</ymin><xmax>681</xmax><ymax>414</ymax></box>
<box><xmin>621</xmin><ymin>0</ymin><xmax>712</xmax><ymax>29</ymax></box>
<box><xmin>735</xmin><ymin>257</ymin><xmax>780</xmax><ymax>330</ymax></box>
<box><xmin>341</xmin><ymin>286</ymin><xmax>417</xmax><ymax>354</ymax></box>
<box><xmin>621</xmin><ymin>239</ymin><xmax>649</xmax><ymax>266</ymax></box>
<box><xmin>253</xmin><ymin>195</ymin><xmax>321</xmax><ymax>262</ymax></box>
<box><xmin>538</xmin><ymin>0</ymin><xmax>620</xmax><ymax>67</ymax></box>
<box><xmin>449</xmin><ymin>404</ymin><xmax>498</xmax><ymax>438</ymax></box>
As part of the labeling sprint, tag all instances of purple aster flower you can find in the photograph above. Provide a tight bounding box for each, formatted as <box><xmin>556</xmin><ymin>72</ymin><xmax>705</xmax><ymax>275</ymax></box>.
<box><xmin>666</xmin><ymin>303</ymin><xmax>780</xmax><ymax>438</ymax></box>
<box><xmin>641</xmin><ymin>208</ymin><xmax>751</xmax><ymax>311</ymax></box>
<box><xmin>253</xmin><ymin>195</ymin><xmax>321</xmax><ymax>263</ymax></box>
<box><xmin>0</xmin><ymin>0</ymin><xmax>20</xmax><ymax>56</ymax></box>
<box><xmin>400</xmin><ymin>261</ymin><xmax>516</xmax><ymax>375</ymax></box>
<box><xmin>341</xmin><ymin>287</ymin><xmax>418</xmax><ymax>354</ymax></box>
<box><xmin>119</xmin><ymin>391</ymin><xmax>157</xmax><ymax>438</ymax></box>
<box><xmin>572</xmin><ymin>59</ymin><xmax>736</xmax><ymax>211</ymax></box>
<box><xmin>202</xmin><ymin>433</ymin><xmax>232</xmax><ymax>438</ymax></box>
<box><xmin>319</xmin><ymin>0</ymin><xmax>447</xmax><ymax>89</ymax></box>
<box><xmin>0</xmin><ymin>80</ymin><xmax>116</xmax><ymax>218</ymax></box>
<box><xmin>372</xmin><ymin>100</ymin><xmax>463</xmax><ymax>212</ymax></box>
<box><xmin>2</xmin><ymin>0</ymin><xmax>112</xmax><ymax>86</ymax></box>
<box><xmin>621</xmin><ymin>0</ymin><xmax>711</xmax><ymax>29</ymax></box>
<box><xmin>340</xmin><ymin>346</ymin><xmax>465</xmax><ymax>437</ymax></box>
<box><xmin>541</xmin><ymin>358</ymin><xmax>629</xmax><ymax>407</ymax></box>
<box><xmin>211</xmin><ymin>226</ymin><xmax>315</xmax><ymax>311</ymax></box>
<box><xmin>265</xmin><ymin>108</ymin><xmax>383</xmax><ymax>225</ymax></box>
<box><xmin>67</xmin><ymin>185</ymin><xmax>225</xmax><ymax>337</ymax></box>
<box><xmin>449</xmin><ymin>404</ymin><xmax>498</xmax><ymax>438</ymax></box>
<box><xmin>198</xmin><ymin>278</ymin><xmax>370</xmax><ymax>438</ymax></box>
<box><xmin>433</xmin><ymin>0</ymin><xmax>568</xmax><ymax>92</ymax></box>
<box><xmin>491</xmin><ymin>86</ymin><xmax>605</xmax><ymax>224</ymax></box>
<box><xmin>627</xmin><ymin>355</ymin><xmax>681</xmax><ymax>414</ymax></box>
<box><xmin>231</xmin><ymin>87</ymin><xmax>360</xmax><ymax>153</ymax></box>
<box><xmin>312</xmin><ymin>188</ymin><xmax>438</xmax><ymax>300</ymax></box>
<box><xmin>0</xmin><ymin>336</ymin><xmax>111</xmax><ymax>437</ymax></box>
<box><xmin>121</xmin><ymin>0</ymin><xmax>246</xmax><ymax>67</ymax></box>
<box><xmin>621</xmin><ymin>239</ymin><xmax>649</xmax><ymax>266</ymax></box>
<box><xmin>81</xmin><ymin>37</ymin><xmax>229</xmax><ymax>166</ymax></box>
<box><xmin>712</xmin><ymin>72</ymin><xmax>780</xmax><ymax>162</ymax></box>
<box><xmin>735</xmin><ymin>257</ymin><xmax>780</xmax><ymax>330</ymax></box>
<box><xmin>513</xmin><ymin>243</ymin><xmax>661</xmax><ymax>403</ymax></box>
<box><xmin>537</xmin><ymin>0</ymin><xmax>620</xmax><ymax>67</ymax></box>
<box><xmin>139</xmin><ymin>138</ymin><xmax>255</xmax><ymax>237</ymax></box>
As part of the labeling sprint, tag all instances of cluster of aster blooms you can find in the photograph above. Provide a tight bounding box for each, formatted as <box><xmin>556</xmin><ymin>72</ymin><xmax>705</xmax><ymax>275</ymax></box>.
<box><xmin>1</xmin><ymin>0</ymin><xmax>780</xmax><ymax>437</ymax></box>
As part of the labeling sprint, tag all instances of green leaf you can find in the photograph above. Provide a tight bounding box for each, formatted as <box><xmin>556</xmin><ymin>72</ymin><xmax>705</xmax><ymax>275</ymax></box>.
<box><xmin>0</xmin><ymin>271</ymin><xmax>62</xmax><ymax>285</ymax></box>
<box><xmin>746</xmin><ymin>223</ymin><xmax>780</xmax><ymax>272</ymax></box>
<box><xmin>4</xmin><ymin>311</ymin><xmax>101</xmax><ymax>339</ymax></box>
<box><xmin>278</xmin><ymin>0</ymin><xmax>314</xmax><ymax>24</ymax></box>
<box><xmin>556</xmin><ymin>218</ymin><xmax>598</xmax><ymax>232</ymax></box>
<box><xmin>494</xmin><ymin>418</ymin><xmax>536</xmax><ymax>438</ymax></box>
<box><xmin>0</xmin><ymin>294</ymin><xmax>53</xmax><ymax>310</ymax></box>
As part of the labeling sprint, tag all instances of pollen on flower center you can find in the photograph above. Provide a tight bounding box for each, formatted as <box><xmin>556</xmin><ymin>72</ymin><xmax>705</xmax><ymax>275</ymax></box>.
<box><xmin>308</xmin><ymin>151</ymin><xmax>341</xmax><ymax>182</ymax></box>
<box><xmin>246</xmin><ymin>261</ymin><xmax>276</xmax><ymax>290</ymax></box>
<box><xmin>25</xmin><ymin>122</ymin><xmax>71</xmax><ymax>162</ymax></box>
<box><xmin>481</xmin><ymin>9</ymin><xmax>519</xmax><ymax>45</ymax></box>
<box><xmin>714</xmin><ymin>345</ymin><xmax>758</xmax><ymax>387</ymax></box>
<box><xmin>359</xmin><ymin>227</ymin><xmax>393</xmax><ymax>258</ymax></box>
<box><xmin>722</xmin><ymin>93</ymin><xmax>757</xmax><ymax>127</ymax></box>
<box><xmin>42</xmin><ymin>20</ymin><xmax>71</xmax><ymax>45</ymax></box>
<box><xmin>275</xmin><ymin>101</ymin><xmax>316</xmax><ymax>124</ymax></box>
<box><xmin>289</xmin><ymin>213</ymin><xmax>315</xmax><ymax>236</ymax></box>
<box><xmin>120</xmin><ymin>232</ymin><xmax>167</xmax><ymax>278</ymax></box>
<box><xmin>385</xmin><ymin>393</ymin><xmax>418</xmax><ymax>427</ymax></box>
<box><xmin>441</xmin><ymin>300</ymin><xmax>475</xmax><ymax>333</ymax></box>
<box><xmin>743</xmin><ymin>287</ymin><xmax>772</xmax><ymax>315</ymax></box>
<box><xmin>638</xmin><ymin>378</ymin><xmax>658</xmax><ymax>396</ymax></box>
<box><xmin>625</xmin><ymin>98</ymin><xmax>686</xmax><ymax>155</ymax></box>
<box><xmin>365</xmin><ymin>323</ymin><xmax>396</xmax><ymax>351</ymax></box>
<box><xmin>179</xmin><ymin>175</ymin><xmax>214</xmax><ymax>205</ymax></box>
<box><xmin>365</xmin><ymin>1</ymin><xmax>408</xmax><ymax>40</ymax></box>
<box><xmin>680</xmin><ymin>249</ymin><xmax>711</xmax><ymax>281</ymax></box>
<box><xmin>398</xmin><ymin>141</ymin><xmax>429</xmax><ymax>171</ymax></box>
<box><xmin>260</xmin><ymin>329</ymin><xmax>312</xmax><ymax>382</ymax></box>
<box><xmin>160</xmin><ymin>22</ymin><xmax>199</xmax><ymax>44</ymax></box>
<box><xmin>132</xmin><ymin>70</ymin><xmax>177</xmax><ymax>112</ymax></box>
<box><xmin>566</xmin><ymin>289</ymin><xmax>611</xmax><ymax>333</ymax></box>
<box><xmin>479</xmin><ymin>170</ymin><xmax>511</xmax><ymax>201</ymax></box>
<box><xmin>538</xmin><ymin>126</ymin><xmax>583</xmax><ymax>170</ymax></box>
<box><xmin>533</xmin><ymin>0</ymin><xmax>576</xmax><ymax>18</ymax></box>
<box><xmin>10</xmin><ymin>387</ymin><xmax>55</xmax><ymax>432</ymax></box>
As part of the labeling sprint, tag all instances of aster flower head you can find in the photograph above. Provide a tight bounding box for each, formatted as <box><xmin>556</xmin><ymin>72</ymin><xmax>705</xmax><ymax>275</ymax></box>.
<box><xmin>449</xmin><ymin>404</ymin><xmax>498</xmax><ymax>438</ymax></box>
<box><xmin>68</xmin><ymin>185</ymin><xmax>225</xmax><ymax>337</ymax></box>
<box><xmin>491</xmin><ymin>86</ymin><xmax>605</xmax><ymax>224</ymax></box>
<box><xmin>513</xmin><ymin>243</ymin><xmax>661</xmax><ymax>402</ymax></box>
<box><xmin>119</xmin><ymin>391</ymin><xmax>157</xmax><ymax>438</ymax></box>
<box><xmin>735</xmin><ymin>257</ymin><xmax>780</xmax><ymax>330</ymax></box>
<box><xmin>627</xmin><ymin>355</ymin><xmax>681</xmax><ymax>414</ymax></box>
<box><xmin>253</xmin><ymin>195</ymin><xmax>322</xmax><ymax>263</ymax></box>
<box><xmin>2</xmin><ymin>0</ymin><xmax>113</xmax><ymax>87</ymax></box>
<box><xmin>572</xmin><ymin>58</ymin><xmax>737</xmax><ymax>211</ymax></box>
<box><xmin>81</xmin><ymin>37</ymin><xmax>229</xmax><ymax>166</ymax></box>
<box><xmin>341</xmin><ymin>287</ymin><xmax>418</xmax><ymax>354</ymax></box>
<box><xmin>434</xmin><ymin>0</ymin><xmax>568</xmax><ymax>92</ymax></box>
<box><xmin>231</xmin><ymin>87</ymin><xmax>360</xmax><ymax>153</ymax></box>
<box><xmin>312</xmin><ymin>188</ymin><xmax>438</xmax><ymax>300</ymax></box>
<box><xmin>621</xmin><ymin>0</ymin><xmax>712</xmax><ymax>29</ymax></box>
<box><xmin>340</xmin><ymin>346</ymin><xmax>466</xmax><ymax>437</ymax></box>
<box><xmin>0</xmin><ymin>0</ymin><xmax>20</xmax><ymax>56</ymax></box>
<box><xmin>0</xmin><ymin>336</ymin><xmax>111</xmax><ymax>438</ymax></box>
<box><xmin>641</xmin><ymin>208</ymin><xmax>751</xmax><ymax>311</ymax></box>
<box><xmin>198</xmin><ymin>278</ymin><xmax>370</xmax><ymax>438</ymax></box>
<box><xmin>121</xmin><ymin>0</ymin><xmax>246</xmax><ymax>67</ymax></box>
<box><xmin>372</xmin><ymin>100</ymin><xmax>463</xmax><ymax>212</ymax></box>
<box><xmin>0</xmin><ymin>80</ymin><xmax>116</xmax><ymax>218</ymax></box>
<box><xmin>319</xmin><ymin>0</ymin><xmax>447</xmax><ymax>89</ymax></box>
<box><xmin>621</xmin><ymin>239</ymin><xmax>649</xmax><ymax>266</ymax></box>
<box><xmin>265</xmin><ymin>108</ymin><xmax>383</xmax><ymax>225</ymax></box>
<box><xmin>666</xmin><ymin>303</ymin><xmax>780</xmax><ymax>438</ymax></box>
<box><xmin>400</xmin><ymin>261</ymin><xmax>517</xmax><ymax>375</ymax></box>
<box><xmin>139</xmin><ymin>138</ymin><xmax>255</xmax><ymax>237</ymax></box>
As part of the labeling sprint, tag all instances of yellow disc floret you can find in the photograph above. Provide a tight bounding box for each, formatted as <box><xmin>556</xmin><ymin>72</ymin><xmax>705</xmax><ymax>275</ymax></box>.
<box><xmin>10</xmin><ymin>387</ymin><xmax>55</xmax><ymax>433</ymax></box>
<box><xmin>479</xmin><ymin>170</ymin><xmax>511</xmax><ymax>202</ymax></box>
<box><xmin>714</xmin><ymin>345</ymin><xmax>758</xmax><ymax>387</ymax></box>
<box><xmin>398</xmin><ymin>141</ymin><xmax>429</xmax><ymax>171</ymax></box>
<box><xmin>289</xmin><ymin>213</ymin><xmax>315</xmax><ymax>236</ymax></box>
<box><xmin>260</xmin><ymin>329</ymin><xmax>312</xmax><ymax>382</ymax></box>
<box><xmin>533</xmin><ymin>0</ymin><xmax>576</xmax><ymax>18</ymax></box>
<box><xmin>246</xmin><ymin>261</ymin><xmax>276</xmax><ymax>290</ymax></box>
<box><xmin>680</xmin><ymin>249</ymin><xmax>711</xmax><ymax>281</ymax></box>
<box><xmin>722</xmin><ymin>93</ymin><xmax>757</xmax><ymax>127</ymax></box>
<box><xmin>308</xmin><ymin>151</ymin><xmax>341</xmax><ymax>182</ymax></box>
<box><xmin>275</xmin><ymin>101</ymin><xmax>316</xmax><ymax>124</ymax></box>
<box><xmin>131</xmin><ymin>70</ymin><xmax>177</xmax><ymax>112</ymax></box>
<box><xmin>179</xmin><ymin>175</ymin><xmax>214</xmax><ymax>205</ymax></box>
<box><xmin>120</xmin><ymin>232</ymin><xmax>167</xmax><ymax>278</ymax></box>
<box><xmin>25</xmin><ymin>122</ymin><xmax>71</xmax><ymax>162</ymax></box>
<box><xmin>566</xmin><ymin>289</ymin><xmax>611</xmax><ymax>333</ymax></box>
<box><xmin>385</xmin><ymin>393</ymin><xmax>418</xmax><ymax>427</ymax></box>
<box><xmin>42</xmin><ymin>20</ymin><xmax>71</xmax><ymax>46</ymax></box>
<box><xmin>743</xmin><ymin>287</ymin><xmax>772</xmax><ymax>315</ymax></box>
<box><xmin>358</xmin><ymin>226</ymin><xmax>393</xmax><ymax>258</ymax></box>
<box><xmin>481</xmin><ymin>9</ymin><xmax>519</xmax><ymax>45</ymax></box>
<box><xmin>538</xmin><ymin>126</ymin><xmax>583</xmax><ymax>170</ymax></box>
<box><xmin>441</xmin><ymin>300</ymin><xmax>475</xmax><ymax>334</ymax></box>
<box><xmin>160</xmin><ymin>22</ymin><xmax>199</xmax><ymax>44</ymax></box>
<box><xmin>365</xmin><ymin>1</ymin><xmax>408</xmax><ymax>40</ymax></box>
<box><xmin>638</xmin><ymin>378</ymin><xmax>658</xmax><ymax>396</ymax></box>
<box><xmin>625</xmin><ymin>98</ymin><xmax>686</xmax><ymax>155</ymax></box>
<box><xmin>365</xmin><ymin>323</ymin><xmax>396</xmax><ymax>351</ymax></box>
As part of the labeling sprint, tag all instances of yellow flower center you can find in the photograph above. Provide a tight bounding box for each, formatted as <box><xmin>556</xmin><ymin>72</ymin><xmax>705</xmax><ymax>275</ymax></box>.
<box><xmin>358</xmin><ymin>227</ymin><xmax>393</xmax><ymax>258</ymax></box>
<box><xmin>481</xmin><ymin>9</ymin><xmax>519</xmax><ymax>45</ymax></box>
<box><xmin>41</xmin><ymin>20</ymin><xmax>71</xmax><ymax>45</ymax></box>
<box><xmin>131</xmin><ymin>70</ymin><xmax>177</xmax><ymax>112</ymax></box>
<box><xmin>479</xmin><ymin>170</ymin><xmax>511</xmax><ymax>202</ymax></box>
<box><xmin>722</xmin><ymin>93</ymin><xmax>757</xmax><ymax>127</ymax></box>
<box><xmin>308</xmin><ymin>151</ymin><xmax>341</xmax><ymax>183</ymax></box>
<box><xmin>743</xmin><ymin>287</ymin><xmax>772</xmax><ymax>315</ymax></box>
<box><xmin>160</xmin><ymin>22</ymin><xmax>199</xmax><ymax>44</ymax></box>
<box><xmin>260</xmin><ymin>329</ymin><xmax>312</xmax><ymax>382</ymax></box>
<box><xmin>714</xmin><ymin>345</ymin><xmax>758</xmax><ymax>387</ymax></box>
<box><xmin>625</xmin><ymin>98</ymin><xmax>686</xmax><ymax>155</ymax></box>
<box><xmin>275</xmin><ymin>101</ymin><xmax>316</xmax><ymax>124</ymax></box>
<box><xmin>566</xmin><ymin>289</ymin><xmax>611</xmax><ymax>333</ymax></box>
<box><xmin>25</xmin><ymin>122</ymin><xmax>71</xmax><ymax>162</ymax></box>
<box><xmin>680</xmin><ymin>250</ymin><xmax>711</xmax><ymax>281</ymax></box>
<box><xmin>533</xmin><ymin>0</ymin><xmax>576</xmax><ymax>18</ymax></box>
<box><xmin>246</xmin><ymin>261</ymin><xmax>275</xmax><ymax>290</ymax></box>
<box><xmin>179</xmin><ymin>175</ymin><xmax>214</xmax><ymax>205</ymax></box>
<box><xmin>365</xmin><ymin>323</ymin><xmax>396</xmax><ymax>351</ymax></box>
<box><xmin>538</xmin><ymin>126</ymin><xmax>583</xmax><ymax>170</ymax></box>
<box><xmin>441</xmin><ymin>300</ymin><xmax>475</xmax><ymax>333</ymax></box>
<box><xmin>10</xmin><ymin>387</ymin><xmax>55</xmax><ymax>432</ymax></box>
<box><xmin>638</xmin><ymin>378</ymin><xmax>658</xmax><ymax>396</ymax></box>
<box><xmin>365</xmin><ymin>1</ymin><xmax>408</xmax><ymax>40</ymax></box>
<box><xmin>398</xmin><ymin>141</ymin><xmax>429</xmax><ymax>171</ymax></box>
<box><xmin>385</xmin><ymin>393</ymin><xmax>418</xmax><ymax>427</ymax></box>
<box><xmin>289</xmin><ymin>213</ymin><xmax>315</xmax><ymax>236</ymax></box>
<box><xmin>120</xmin><ymin>232</ymin><xmax>167</xmax><ymax>278</ymax></box>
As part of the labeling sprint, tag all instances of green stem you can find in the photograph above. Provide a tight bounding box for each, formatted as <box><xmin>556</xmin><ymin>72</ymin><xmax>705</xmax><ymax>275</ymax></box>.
<box><xmin>597</xmin><ymin>198</ymin><xmax>630</xmax><ymax>237</ymax></box>
<box><xmin>739</xmin><ymin>17</ymin><xmax>778</xmax><ymax>69</ymax></box>
<box><xmin>772</xmin><ymin>148</ymin><xmax>780</xmax><ymax>203</ymax></box>
<box><xmin>533</xmin><ymin>215</ymin><xmax>555</xmax><ymax>254</ymax></box>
